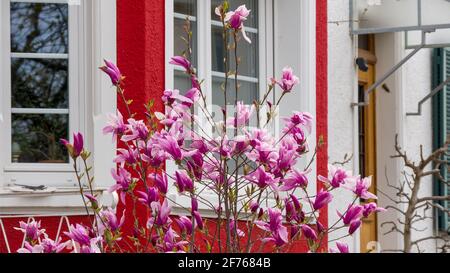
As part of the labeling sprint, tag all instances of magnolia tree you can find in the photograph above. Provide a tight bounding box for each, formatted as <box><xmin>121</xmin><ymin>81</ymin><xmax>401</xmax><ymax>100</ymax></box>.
<box><xmin>15</xmin><ymin>2</ymin><xmax>384</xmax><ymax>254</ymax></box>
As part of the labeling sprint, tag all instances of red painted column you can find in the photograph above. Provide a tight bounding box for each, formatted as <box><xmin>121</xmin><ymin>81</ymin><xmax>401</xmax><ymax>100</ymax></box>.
<box><xmin>117</xmin><ymin>0</ymin><xmax>165</xmax><ymax>240</ymax></box>
<box><xmin>316</xmin><ymin>0</ymin><xmax>329</xmax><ymax>249</ymax></box>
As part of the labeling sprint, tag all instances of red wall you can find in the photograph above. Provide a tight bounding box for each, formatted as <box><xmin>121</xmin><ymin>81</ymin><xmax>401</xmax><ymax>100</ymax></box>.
<box><xmin>316</xmin><ymin>0</ymin><xmax>329</xmax><ymax>247</ymax></box>
<box><xmin>116</xmin><ymin>0</ymin><xmax>166</xmax><ymax>236</ymax></box>
<box><xmin>0</xmin><ymin>0</ymin><xmax>328</xmax><ymax>253</ymax></box>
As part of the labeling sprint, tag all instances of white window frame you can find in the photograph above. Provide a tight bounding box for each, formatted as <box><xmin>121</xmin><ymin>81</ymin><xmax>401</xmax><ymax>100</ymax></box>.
<box><xmin>0</xmin><ymin>0</ymin><xmax>116</xmax><ymax>213</ymax></box>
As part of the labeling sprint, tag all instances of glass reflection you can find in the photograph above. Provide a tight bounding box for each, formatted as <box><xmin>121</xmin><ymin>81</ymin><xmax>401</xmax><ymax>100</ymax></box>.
<box><xmin>11</xmin><ymin>58</ymin><xmax>68</xmax><ymax>109</ymax></box>
<box><xmin>12</xmin><ymin>114</ymin><xmax>69</xmax><ymax>163</ymax></box>
<box><xmin>11</xmin><ymin>2</ymin><xmax>68</xmax><ymax>54</ymax></box>
<box><xmin>174</xmin><ymin>70</ymin><xmax>194</xmax><ymax>94</ymax></box>
<box><xmin>212</xmin><ymin>77</ymin><xmax>258</xmax><ymax>106</ymax></box>
<box><xmin>174</xmin><ymin>0</ymin><xmax>197</xmax><ymax>16</ymax></box>
<box><xmin>212</xmin><ymin>25</ymin><xmax>258</xmax><ymax>78</ymax></box>
<box><xmin>174</xmin><ymin>18</ymin><xmax>198</xmax><ymax>67</ymax></box>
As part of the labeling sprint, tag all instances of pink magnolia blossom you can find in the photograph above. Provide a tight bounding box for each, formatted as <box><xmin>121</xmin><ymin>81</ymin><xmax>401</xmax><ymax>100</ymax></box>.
<box><xmin>158</xmin><ymin>227</ymin><xmax>188</xmax><ymax>253</ymax></box>
<box><xmin>184</xmin><ymin>88</ymin><xmax>200</xmax><ymax>107</ymax></box>
<box><xmin>349</xmin><ymin>219</ymin><xmax>362</xmax><ymax>235</ymax></box>
<box><xmin>162</xmin><ymin>89</ymin><xmax>194</xmax><ymax>107</ymax></box>
<box><xmin>17</xmin><ymin>241</ymin><xmax>44</xmax><ymax>253</ymax></box>
<box><xmin>98</xmin><ymin>208</ymin><xmax>125</xmax><ymax>233</ymax></box>
<box><xmin>99</xmin><ymin>59</ymin><xmax>122</xmax><ymax>85</ymax></box>
<box><xmin>40</xmin><ymin>237</ymin><xmax>69</xmax><ymax>253</ymax></box>
<box><xmin>318</xmin><ymin>164</ymin><xmax>352</xmax><ymax>188</ymax></box>
<box><xmin>193</xmin><ymin>211</ymin><xmax>204</xmax><ymax>230</ymax></box>
<box><xmin>191</xmin><ymin>197</ymin><xmax>199</xmax><ymax>212</ymax></box>
<box><xmin>232</xmin><ymin>135</ymin><xmax>250</xmax><ymax>154</ymax></box>
<box><xmin>17</xmin><ymin>236</ymin><xmax>70</xmax><ymax>253</ymax></box>
<box><xmin>60</xmin><ymin>132</ymin><xmax>84</xmax><ymax>158</ymax></box>
<box><xmin>14</xmin><ymin>221</ymin><xmax>45</xmax><ymax>241</ymax></box>
<box><xmin>274</xmin><ymin>67</ymin><xmax>299</xmax><ymax>93</ymax></box>
<box><xmin>170</xmin><ymin>56</ymin><xmax>192</xmax><ymax>72</ymax></box>
<box><xmin>157</xmin><ymin>135</ymin><xmax>196</xmax><ymax>162</ymax></box>
<box><xmin>277</xmin><ymin>146</ymin><xmax>298</xmax><ymax>172</ymax></box>
<box><xmin>285</xmin><ymin>199</ymin><xmax>295</xmax><ymax>222</ymax></box>
<box><xmin>226</xmin><ymin>101</ymin><xmax>253</xmax><ymax>127</ymax></box>
<box><xmin>349</xmin><ymin>176</ymin><xmax>377</xmax><ymax>200</ymax></box>
<box><xmin>187</xmin><ymin>151</ymin><xmax>204</xmax><ymax>181</ymax></box>
<box><xmin>246</xmin><ymin>142</ymin><xmax>279</xmax><ymax>167</ymax></box>
<box><xmin>246</xmin><ymin>128</ymin><xmax>274</xmax><ymax>148</ymax></box>
<box><xmin>363</xmin><ymin>202</ymin><xmax>386</xmax><ymax>217</ymax></box>
<box><xmin>114</xmin><ymin>147</ymin><xmax>138</xmax><ymax>166</ymax></box>
<box><xmin>84</xmin><ymin>193</ymin><xmax>98</xmax><ymax>208</ymax></box>
<box><xmin>190</xmin><ymin>135</ymin><xmax>212</xmax><ymax>154</ymax></box>
<box><xmin>340</xmin><ymin>205</ymin><xmax>364</xmax><ymax>225</ymax></box>
<box><xmin>137</xmin><ymin>187</ymin><xmax>159</xmax><ymax>208</ymax></box>
<box><xmin>152</xmin><ymin>173</ymin><xmax>168</xmax><ymax>195</ymax></box>
<box><xmin>255</xmin><ymin>208</ymin><xmax>288</xmax><ymax>247</ymax></box>
<box><xmin>175</xmin><ymin>170</ymin><xmax>194</xmax><ymax>193</ymax></box>
<box><xmin>249</xmin><ymin>200</ymin><xmax>259</xmax><ymax>213</ymax></box>
<box><xmin>313</xmin><ymin>190</ymin><xmax>333</xmax><ymax>210</ymax></box>
<box><xmin>142</xmin><ymin>140</ymin><xmax>167</xmax><ymax>168</ymax></box>
<box><xmin>339</xmin><ymin>205</ymin><xmax>364</xmax><ymax>235</ymax></box>
<box><xmin>330</xmin><ymin>242</ymin><xmax>349</xmax><ymax>253</ymax></box>
<box><xmin>212</xmin><ymin>135</ymin><xmax>234</xmax><ymax>159</ymax></box>
<box><xmin>121</xmin><ymin>119</ymin><xmax>149</xmax><ymax>142</ymax></box>
<box><xmin>245</xmin><ymin>166</ymin><xmax>279</xmax><ymax>191</ymax></box>
<box><xmin>280</xmin><ymin>169</ymin><xmax>309</xmax><ymax>191</ymax></box>
<box><xmin>175</xmin><ymin>216</ymin><xmax>193</xmax><ymax>235</ymax></box>
<box><xmin>109</xmin><ymin>167</ymin><xmax>132</xmax><ymax>203</ymax></box>
<box><xmin>64</xmin><ymin>224</ymin><xmax>92</xmax><ymax>246</ymax></box>
<box><xmin>283</xmin><ymin>111</ymin><xmax>313</xmax><ymax>135</ymax></box>
<box><xmin>103</xmin><ymin>111</ymin><xmax>127</xmax><ymax>140</ymax></box>
<box><xmin>224</xmin><ymin>5</ymin><xmax>252</xmax><ymax>43</ymax></box>
<box><xmin>300</xmin><ymin>224</ymin><xmax>318</xmax><ymax>241</ymax></box>
<box><xmin>149</xmin><ymin>199</ymin><xmax>171</xmax><ymax>227</ymax></box>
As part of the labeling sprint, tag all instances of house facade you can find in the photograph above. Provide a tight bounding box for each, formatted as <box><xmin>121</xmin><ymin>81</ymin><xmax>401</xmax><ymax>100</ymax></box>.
<box><xmin>0</xmin><ymin>0</ymin><xmax>447</xmax><ymax>253</ymax></box>
<box><xmin>329</xmin><ymin>0</ymin><xmax>450</xmax><ymax>253</ymax></box>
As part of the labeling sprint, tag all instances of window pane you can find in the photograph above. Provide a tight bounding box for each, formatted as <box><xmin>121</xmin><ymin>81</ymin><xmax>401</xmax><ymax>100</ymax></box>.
<box><xmin>212</xmin><ymin>25</ymin><xmax>258</xmax><ymax>78</ymax></box>
<box><xmin>174</xmin><ymin>18</ymin><xmax>198</xmax><ymax>67</ymax></box>
<box><xmin>11</xmin><ymin>58</ymin><xmax>68</xmax><ymax>109</ymax></box>
<box><xmin>174</xmin><ymin>70</ymin><xmax>193</xmax><ymax>94</ymax></box>
<box><xmin>174</xmin><ymin>0</ymin><xmax>197</xmax><ymax>16</ymax></box>
<box><xmin>212</xmin><ymin>76</ymin><xmax>258</xmax><ymax>106</ymax></box>
<box><xmin>12</xmin><ymin>114</ymin><xmax>69</xmax><ymax>163</ymax></box>
<box><xmin>211</xmin><ymin>0</ymin><xmax>258</xmax><ymax>28</ymax></box>
<box><xmin>10</xmin><ymin>2</ymin><xmax>68</xmax><ymax>54</ymax></box>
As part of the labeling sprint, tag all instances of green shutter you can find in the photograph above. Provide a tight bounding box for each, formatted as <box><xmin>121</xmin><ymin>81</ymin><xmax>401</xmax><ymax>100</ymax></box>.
<box><xmin>432</xmin><ymin>48</ymin><xmax>450</xmax><ymax>233</ymax></box>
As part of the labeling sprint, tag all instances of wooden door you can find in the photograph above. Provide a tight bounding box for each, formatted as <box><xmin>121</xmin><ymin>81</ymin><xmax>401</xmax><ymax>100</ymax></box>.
<box><xmin>358</xmin><ymin>35</ymin><xmax>378</xmax><ymax>253</ymax></box>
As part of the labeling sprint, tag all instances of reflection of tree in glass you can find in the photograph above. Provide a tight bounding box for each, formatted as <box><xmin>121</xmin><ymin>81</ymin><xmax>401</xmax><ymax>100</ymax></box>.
<box><xmin>11</xmin><ymin>58</ymin><xmax>68</xmax><ymax>109</ymax></box>
<box><xmin>11</xmin><ymin>3</ymin><xmax>68</xmax><ymax>54</ymax></box>
<box><xmin>12</xmin><ymin>114</ymin><xmax>69</xmax><ymax>163</ymax></box>
<box><xmin>10</xmin><ymin>3</ymin><xmax>69</xmax><ymax>163</ymax></box>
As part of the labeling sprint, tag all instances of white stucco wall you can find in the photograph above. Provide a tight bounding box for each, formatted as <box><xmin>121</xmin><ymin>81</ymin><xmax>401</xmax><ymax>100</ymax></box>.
<box><xmin>328</xmin><ymin>1</ymin><xmax>439</xmax><ymax>253</ymax></box>
<box><xmin>403</xmin><ymin>47</ymin><xmax>436</xmax><ymax>252</ymax></box>
<box><xmin>328</xmin><ymin>0</ymin><xmax>360</xmax><ymax>253</ymax></box>
<box><xmin>376</xmin><ymin>35</ymin><xmax>437</xmax><ymax>252</ymax></box>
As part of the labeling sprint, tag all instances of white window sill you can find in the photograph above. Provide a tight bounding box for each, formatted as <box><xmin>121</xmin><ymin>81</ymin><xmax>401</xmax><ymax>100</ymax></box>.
<box><xmin>0</xmin><ymin>187</ymin><xmax>116</xmax><ymax>215</ymax></box>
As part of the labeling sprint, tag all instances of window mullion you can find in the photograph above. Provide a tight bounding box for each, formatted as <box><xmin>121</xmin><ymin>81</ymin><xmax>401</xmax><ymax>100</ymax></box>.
<box><xmin>2</xmin><ymin>0</ymin><xmax>13</xmax><ymax>176</ymax></box>
<box><xmin>174</xmin><ymin>12</ymin><xmax>197</xmax><ymax>22</ymax></box>
<box><xmin>10</xmin><ymin>52</ymin><xmax>69</xmax><ymax>59</ymax></box>
<box><xmin>198</xmin><ymin>0</ymin><xmax>213</xmax><ymax>138</ymax></box>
